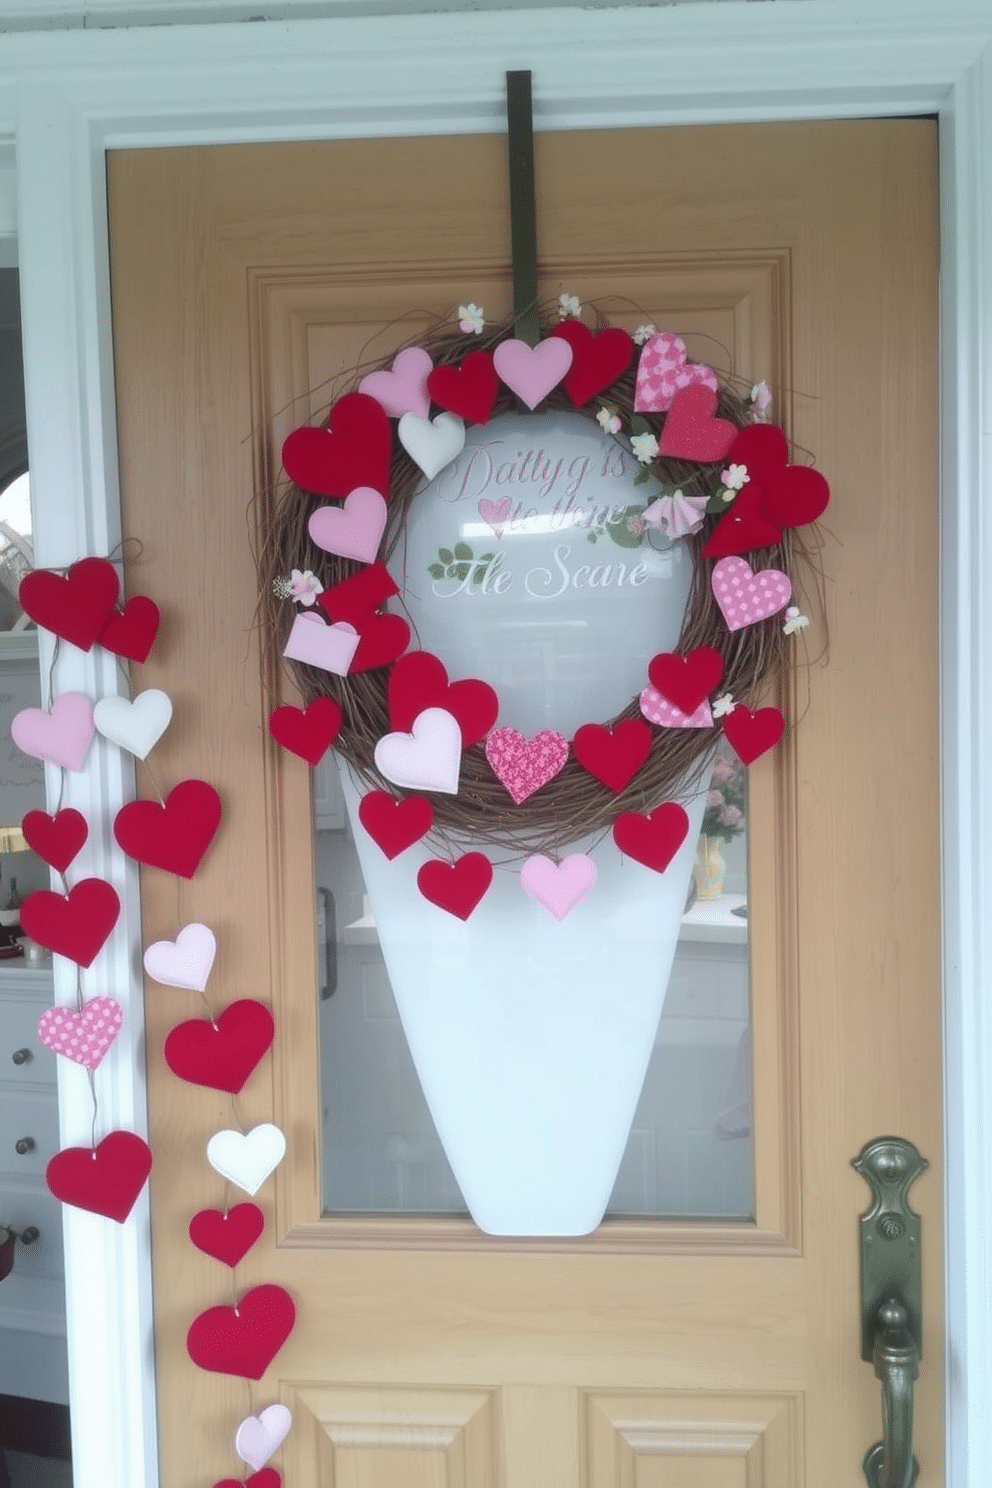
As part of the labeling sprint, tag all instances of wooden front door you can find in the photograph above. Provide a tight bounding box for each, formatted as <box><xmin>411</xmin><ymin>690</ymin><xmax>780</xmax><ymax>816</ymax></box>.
<box><xmin>107</xmin><ymin>120</ymin><xmax>941</xmax><ymax>1487</ymax></box>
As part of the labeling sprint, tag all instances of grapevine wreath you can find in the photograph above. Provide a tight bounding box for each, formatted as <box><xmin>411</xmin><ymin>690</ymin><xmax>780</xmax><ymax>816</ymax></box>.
<box><xmin>260</xmin><ymin>301</ymin><xmax>828</xmax><ymax>914</ymax></box>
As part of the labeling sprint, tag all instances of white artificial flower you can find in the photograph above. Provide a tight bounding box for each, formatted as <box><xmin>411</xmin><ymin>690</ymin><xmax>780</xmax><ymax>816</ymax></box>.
<box><xmin>712</xmin><ymin>693</ymin><xmax>736</xmax><ymax>720</ymax></box>
<box><xmin>630</xmin><ymin>431</ymin><xmax>659</xmax><ymax>465</ymax></box>
<box><xmin>558</xmin><ymin>293</ymin><xmax>582</xmax><ymax>320</ymax></box>
<box><xmin>783</xmin><ymin>606</ymin><xmax>811</xmax><ymax>636</ymax></box>
<box><xmin>750</xmin><ymin>381</ymin><xmax>773</xmax><ymax>420</ymax></box>
<box><xmin>458</xmin><ymin>303</ymin><xmax>485</xmax><ymax>334</ymax></box>
<box><xmin>721</xmin><ymin>463</ymin><xmax>750</xmax><ymax>495</ymax></box>
<box><xmin>633</xmin><ymin>323</ymin><xmax>658</xmax><ymax>346</ymax></box>
<box><xmin>596</xmin><ymin>407</ymin><xmax>622</xmax><ymax>435</ymax></box>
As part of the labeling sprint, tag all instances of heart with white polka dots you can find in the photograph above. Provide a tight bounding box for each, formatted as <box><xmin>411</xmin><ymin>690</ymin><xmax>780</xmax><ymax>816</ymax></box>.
<box><xmin>37</xmin><ymin>995</ymin><xmax>124</xmax><ymax>1071</ymax></box>
<box><xmin>711</xmin><ymin>556</ymin><xmax>791</xmax><ymax>632</ymax></box>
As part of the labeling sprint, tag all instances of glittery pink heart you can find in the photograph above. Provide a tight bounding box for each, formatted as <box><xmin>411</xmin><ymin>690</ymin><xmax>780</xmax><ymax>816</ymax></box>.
<box><xmin>634</xmin><ymin>331</ymin><xmax>719</xmax><ymax>413</ymax></box>
<box><xmin>492</xmin><ymin>338</ymin><xmax>573</xmax><ymax>410</ymax></box>
<box><xmin>711</xmin><ymin>556</ymin><xmax>792</xmax><ymax>631</ymax></box>
<box><xmin>639</xmin><ymin>686</ymin><xmax>714</xmax><ymax>729</ymax></box>
<box><xmin>478</xmin><ymin>496</ymin><xmax>512</xmax><ymax>538</ymax></box>
<box><xmin>37</xmin><ymin>995</ymin><xmax>123</xmax><ymax>1072</ymax></box>
<box><xmin>485</xmin><ymin>727</ymin><xmax>569</xmax><ymax>804</ymax></box>
<box><xmin>358</xmin><ymin>346</ymin><xmax>433</xmax><ymax>420</ymax></box>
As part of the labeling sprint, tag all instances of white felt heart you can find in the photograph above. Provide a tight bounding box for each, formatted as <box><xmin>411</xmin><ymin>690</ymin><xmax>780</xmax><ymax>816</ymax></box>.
<box><xmin>207</xmin><ymin>1123</ymin><xmax>287</xmax><ymax>1196</ymax></box>
<box><xmin>235</xmin><ymin>1404</ymin><xmax>293</xmax><ymax>1472</ymax></box>
<box><xmin>397</xmin><ymin>411</ymin><xmax>466</xmax><ymax>479</ymax></box>
<box><xmin>373</xmin><ymin>706</ymin><xmax>462</xmax><ymax>795</ymax></box>
<box><xmin>93</xmin><ymin>688</ymin><xmax>173</xmax><ymax>760</ymax></box>
<box><xmin>143</xmin><ymin>922</ymin><xmax>217</xmax><ymax>992</ymax></box>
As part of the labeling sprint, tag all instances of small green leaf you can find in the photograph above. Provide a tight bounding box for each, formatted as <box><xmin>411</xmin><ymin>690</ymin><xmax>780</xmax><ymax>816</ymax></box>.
<box><xmin>453</xmin><ymin>561</ymin><xmax>471</xmax><ymax>580</ymax></box>
<box><xmin>605</xmin><ymin>506</ymin><xmax>645</xmax><ymax>549</ymax></box>
<box><xmin>633</xmin><ymin>467</ymin><xmax>650</xmax><ymax>486</ymax></box>
<box><xmin>438</xmin><ymin>547</ymin><xmax>454</xmax><ymax>565</ymax></box>
<box><xmin>479</xmin><ymin>552</ymin><xmax>495</xmax><ymax>564</ymax></box>
<box><xmin>454</xmin><ymin>542</ymin><xmax>473</xmax><ymax>561</ymax></box>
<box><xmin>587</xmin><ymin>532</ymin><xmax>596</xmax><ymax>543</ymax></box>
<box><xmin>630</xmin><ymin>414</ymin><xmax>652</xmax><ymax>437</ymax></box>
<box><xmin>706</xmin><ymin>492</ymin><xmax>729</xmax><ymax>514</ymax></box>
<box><xmin>428</xmin><ymin>563</ymin><xmax>446</xmax><ymax>579</ymax></box>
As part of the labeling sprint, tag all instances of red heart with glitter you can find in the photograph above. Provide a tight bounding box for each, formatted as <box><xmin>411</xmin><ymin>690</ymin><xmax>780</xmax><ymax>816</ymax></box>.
<box><xmin>19</xmin><ymin>557</ymin><xmax>119</xmax><ymax>652</ymax></box>
<box><xmin>358</xmin><ymin>792</ymin><xmax>434</xmax><ymax>859</ymax></box>
<box><xmin>318</xmin><ymin>561</ymin><xmax>399</xmax><ymax>626</ymax></box>
<box><xmin>97</xmin><ymin>595</ymin><xmax>161</xmax><ymax>662</ymax></box>
<box><xmin>722</xmin><ymin>704</ymin><xmax>785</xmax><ymax>763</ymax></box>
<box><xmin>702</xmin><ymin>484</ymin><xmax>783</xmax><ymax>558</ymax></box>
<box><xmin>572</xmin><ymin>719</ymin><xmax>651</xmax><ymax>793</ymax></box>
<box><xmin>186</xmin><ymin>1284</ymin><xmax>296</xmax><ymax>1381</ymax></box>
<box><xmin>727</xmin><ymin>424</ymin><xmax>830</xmax><ymax>530</ymax></box>
<box><xmin>550</xmin><ymin>321</ymin><xmax>635</xmax><ymax>407</ymax></box>
<box><xmin>388</xmin><ymin>651</ymin><xmax>499</xmax><ymax>748</ymax></box>
<box><xmin>647</xmin><ymin>647</ymin><xmax>724</xmax><ymax>715</ymax></box>
<box><xmin>114</xmin><ymin>779</ymin><xmax>222</xmax><ymax>879</ymax></box>
<box><xmin>658</xmin><ymin>385</ymin><xmax>736</xmax><ymax>462</ymax></box>
<box><xmin>417</xmin><ymin>853</ymin><xmax>493</xmax><ymax>920</ymax></box>
<box><xmin>21</xmin><ymin>878</ymin><xmax>120</xmax><ymax>967</ymax></box>
<box><xmin>46</xmin><ymin>1130</ymin><xmax>152</xmax><ymax>1223</ymax></box>
<box><xmin>612</xmin><ymin>802</ymin><xmax>689</xmax><ymax>872</ymax></box>
<box><xmin>427</xmin><ymin>352</ymin><xmax>499</xmax><ymax>424</ymax></box>
<box><xmin>282</xmin><ymin>391</ymin><xmax>392</xmax><ymax>498</ymax></box>
<box><xmin>485</xmin><ymin>727</ymin><xmax>569</xmax><ymax>804</ymax></box>
<box><xmin>189</xmin><ymin>1202</ymin><xmax>265</xmax><ymax>1267</ymax></box>
<box><xmin>349</xmin><ymin>611</ymin><xmax>410</xmax><ymax>673</ymax></box>
<box><xmin>213</xmin><ymin>1472</ymin><xmax>281</xmax><ymax>1488</ymax></box>
<box><xmin>164</xmin><ymin>999</ymin><xmax>275</xmax><ymax>1094</ymax></box>
<box><xmin>21</xmin><ymin>807</ymin><xmax>88</xmax><ymax>872</ymax></box>
<box><xmin>268</xmin><ymin>699</ymin><xmax>342</xmax><ymax>764</ymax></box>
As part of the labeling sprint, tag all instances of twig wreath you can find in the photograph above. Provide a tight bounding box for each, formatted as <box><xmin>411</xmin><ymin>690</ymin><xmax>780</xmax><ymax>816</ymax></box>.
<box><xmin>260</xmin><ymin>299</ymin><xmax>827</xmax><ymax>913</ymax></box>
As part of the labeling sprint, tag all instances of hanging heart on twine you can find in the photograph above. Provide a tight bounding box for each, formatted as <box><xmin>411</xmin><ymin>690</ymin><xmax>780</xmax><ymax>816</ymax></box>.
<box><xmin>634</xmin><ymin>331</ymin><xmax>719</xmax><ymax>413</ymax></box>
<box><xmin>189</xmin><ymin>1203</ymin><xmax>265</xmax><ymax>1267</ymax></box>
<box><xmin>186</xmin><ymin>1285</ymin><xmax>295</xmax><ymax>1381</ymax></box>
<box><xmin>711</xmin><ymin>557</ymin><xmax>792</xmax><ymax>632</ymax></box>
<box><xmin>657</xmin><ymin>384</ymin><xmax>736</xmax><ymax>462</ymax></box>
<box><xmin>206</xmin><ymin>1124</ymin><xmax>286</xmax><ymax>1196</ymax></box>
<box><xmin>387</xmin><ymin>651</ymin><xmax>498</xmax><ymax>748</ymax></box>
<box><xmin>164</xmin><ymin>1000</ymin><xmax>274</xmax><ymax>1094</ymax></box>
<box><xmin>358</xmin><ymin>346</ymin><xmax>433</xmax><ymax>420</ymax></box>
<box><xmin>318</xmin><ymin>562</ymin><xmax>398</xmax><ymax>627</ymax></box>
<box><xmin>374</xmin><ymin>707</ymin><xmax>463</xmax><ymax>795</ymax></box>
<box><xmin>701</xmin><ymin>483</ymin><xmax>784</xmax><ymax>558</ymax></box>
<box><xmin>46</xmin><ymin>1130</ymin><xmax>152</xmax><ymax>1223</ymax></box>
<box><xmin>21</xmin><ymin>807</ymin><xmax>88</xmax><ymax>872</ymax></box>
<box><xmin>612</xmin><ymin>802</ymin><xmax>690</xmax><ymax>873</ymax></box>
<box><xmin>485</xmin><ymin>727</ymin><xmax>569</xmax><ymax>804</ymax></box>
<box><xmin>639</xmin><ymin>685</ymin><xmax>714</xmax><ymax>730</ymax></box>
<box><xmin>282</xmin><ymin>391</ymin><xmax>391</xmax><ymax>498</ymax></box>
<box><xmin>19</xmin><ymin>556</ymin><xmax>119</xmax><ymax>651</ymax></box>
<box><xmin>549</xmin><ymin>321</ymin><xmax>634</xmax><ymax>406</ymax></box>
<box><xmin>21</xmin><ymin>878</ymin><xmax>120</xmax><ymax>967</ymax></box>
<box><xmin>398</xmin><ymin>411</ymin><xmax>466</xmax><ymax>480</ymax></box>
<box><xmin>492</xmin><ymin>337</ymin><xmax>573</xmax><ymax>409</ymax></box>
<box><xmin>358</xmin><ymin>792</ymin><xmax>434</xmax><ymax>860</ymax></box>
<box><xmin>114</xmin><ymin>779</ymin><xmax>223</xmax><ymax>879</ymax></box>
<box><xmin>97</xmin><ymin>595</ymin><xmax>161</xmax><ymax>663</ymax></box>
<box><xmin>417</xmin><ymin>853</ymin><xmax>493</xmax><ymax>920</ymax></box>
<box><xmin>520</xmin><ymin>853</ymin><xmax>598</xmax><ymax>920</ymax></box>
<box><xmin>307</xmin><ymin>487</ymin><xmax>388</xmax><ymax>565</ymax></box>
<box><xmin>38</xmin><ymin>996</ymin><xmax>124</xmax><ymax>1072</ymax></box>
<box><xmin>426</xmin><ymin>351</ymin><xmax>498</xmax><ymax>424</ymax></box>
<box><xmin>722</xmin><ymin>704</ymin><xmax>786</xmax><ymax>763</ymax></box>
<box><xmin>571</xmin><ymin>719</ymin><xmax>651</xmax><ymax>793</ymax></box>
<box><xmin>282</xmin><ymin>613</ymin><xmax>360</xmax><ymax>675</ymax></box>
<box><xmin>93</xmin><ymin>688</ymin><xmax>173</xmax><ymax>760</ymax></box>
<box><xmin>143</xmin><ymin>922</ymin><xmax>217</xmax><ymax>993</ymax></box>
<box><xmin>12</xmin><ymin>692</ymin><xmax>96</xmax><ymax>772</ymax></box>
<box><xmin>268</xmin><ymin>698</ymin><xmax>342</xmax><ymax>764</ymax></box>
<box><xmin>647</xmin><ymin>647</ymin><xmax>724</xmax><ymax>716</ymax></box>
<box><xmin>234</xmin><ymin>1406</ymin><xmax>293</xmax><ymax>1473</ymax></box>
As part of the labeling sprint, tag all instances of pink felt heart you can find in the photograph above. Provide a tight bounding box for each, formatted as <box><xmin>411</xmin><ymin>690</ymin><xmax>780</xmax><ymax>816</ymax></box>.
<box><xmin>235</xmin><ymin>1405</ymin><xmax>293</xmax><ymax>1470</ymax></box>
<box><xmin>143</xmin><ymin>922</ymin><xmax>217</xmax><ymax>992</ymax></box>
<box><xmin>634</xmin><ymin>331</ymin><xmax>719</xmax><ymax>413</ymax></box>
<box><xmin>485</xmin><ymin>727</ymin><xmax>569</xmax><ymax>804</ymax></box>
<box><xmin>711</xmin><ymin>557</ymin><xmax>791</xmax><ymax>631</ymax></box>
<box><xmin>520</xmin><ymin>853</ymin><xmax>597</xmax><ymax>920</ymax></box>
<box><xmin>478</xmin><ymin>495</ymin><xmax>512</xmax><ymax>538</ymax></box>
<box><xmin>282</xmin><ymin>613</ymin><xmax>359</xmax><ymax>675</ymax></box>
<box><xmin>639</xmin><ymin>685</ymin><xmax>714</xmax><ymax>729</ymax></box>
<box><xmin>658</xmin><ymin>385</ymin><xmax>736</xmax><ymax>462</ymax></box>
<box><xmin>11</xmin><ymin>692</ymin><xmax>96</xmax><ymax>772</ymax></box>
<box><xmin>307</xmin><ymin>486</ymin><xmax>387</xmax><ymax>564</ymax></box>
<box><xmin>358</xmin><ymin>346</ymin><xmax>433</xmax><ymax>419</ymax></box>
<box><xmin>492</xmin><ymin>337</ymin><xmax>573</xmax><ymax>410</ymax></box>
<box><xmin>37</xmin><ymin>996</ymin><xmax>124</xmax><ymax>1072</ymax></box>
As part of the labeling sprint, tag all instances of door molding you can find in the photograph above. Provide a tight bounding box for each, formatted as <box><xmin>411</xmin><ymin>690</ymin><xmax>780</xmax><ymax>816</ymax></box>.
<box><xmin>0</xmin><ymin>4</ymin><xmax>987</xmax><ymax>1485</ymax></box>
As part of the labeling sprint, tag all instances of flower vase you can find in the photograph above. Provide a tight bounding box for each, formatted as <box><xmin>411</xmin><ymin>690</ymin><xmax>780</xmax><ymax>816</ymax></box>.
<box><xmin>694</xmin><ymin>834</ymin><xmax>727</xmax><ymax>900</ymax></box>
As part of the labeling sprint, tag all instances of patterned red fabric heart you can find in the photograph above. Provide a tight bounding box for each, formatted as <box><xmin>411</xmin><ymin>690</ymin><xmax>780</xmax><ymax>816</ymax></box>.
<box><xmin>114</xmin><ymin>779</ymin><xmax>222</xmax><ymax>879</ymax></box>
<box><xmin>549</xmin><ymin>321</ymin><xmax>635</xmax><ymax>407</ymax></box>
<box><xmin>387</xmin><ymin>651</ymin><xmax>498</xmax><ymax>748</ymax></box>
<box><xmin>426</xmin><ymin>352</ymin><xmax>499</xmax><ymax>424</ymax></box>
<box><xmin>268</xmin><ymin>699</ymin><xmax>342</xmax><ymax>764</ymax></box>
<box><xmin>726</xmin><ymin>424</ymin><xmax>830</xmax><ymax>530</ymax></box>
<box><xmin>417</xmin><ymin>853</ymin><xmax>493</xmax><ymax>920</ymax></box>
<box><xmin>722</xmin><ymin>704</ymin><xmax>785</xmax><ymax>763</ymax></box>
<box><xmin>318</xmin><ymin>561</ymin><xmax>398</xmax><ymax>626</ymax></box>
<box><xmin>21</xmin><ymin>807</ymin><xmax>88</xmax><ymax>872</ymax></box>
<box><xmin>186</xmin><ymin>1283</ymin><xmax>296</xmax><ymax>1381</ymax></box>
<box><xmin>701</xmin><ymin>484</ymin><xmax>783</xmax><ymax>558</ymax></box>
<box><xmin>189</xmin><ymin>1202</ymin><xmax>265</xmax><ymax>1267</ymax></box>
<box><xmin>46</xmin><ymin>1130</ymin><xmax>152</xmax><ymax>1223</ymax></box>
<box><xmin>164</xmin><ymin>999</ymin><xmax>275</xmax><ymax>1094</ymax></box>
<box><xmin>21</xmin><ymin>878</ymin><xmax>120</xmax><ymax>967</ymax></box>
<box><xmin>97</xmin><ymin>595</ymin><xmax>161</xmax><ymax>662</ymax></box>
<box><xmin>19</xmin><ymin>556</ymin><xmax>119</xmax><ymax>652</ymax></box>
<box><xmin>647</xmin><ymin>647</ymin><xmax>724</xmax><ymax>715</ymax></box>
<box><xmin>658</xmin><ymin>385</ymin><xmax>736</xmax><ymax>462</ymax></box>
<box><xmin>358</xmin><ymin>791</ymin><xmax>434</xmax><ymax>859</ymax></box>
<box><xmin>349</xmin><ymin>611</ymin><xmax>410</xmax><ymax>672</ymax></box>
<box><xmin>571</xmin><ymin>719</ymin><xmax>651</xmax><ymax>793</ymax></box>
<box><xmin>281</xmin><ymin>391</ymin><xmax>392</xmax><ymax>498</ymax></box>
<box><xmin>213</xmin><ymin>1473</ymin><xmax>281</xmax><ymax>1488</ymax></box>
<box><xmin>485</xmin><ymin>727</ymin><xmax>569</xmax><ymax>804</ymax></box>
<box><xmin>612</xmin><ymin>802</ymin><xmax>690</xmax><ymax>873</ymax></box>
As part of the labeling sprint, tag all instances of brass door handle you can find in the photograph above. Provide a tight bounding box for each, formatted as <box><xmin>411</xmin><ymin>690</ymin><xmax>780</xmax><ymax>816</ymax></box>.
<box><xmin>864</xmin><ymin>1298</ymin><xmax>920</xmax><ymax>1488</ymax></box>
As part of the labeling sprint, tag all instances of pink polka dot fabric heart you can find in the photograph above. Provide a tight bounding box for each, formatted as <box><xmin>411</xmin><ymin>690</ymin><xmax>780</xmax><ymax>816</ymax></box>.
<box><xmin>37</xmin><ymin>995</ymin><xmax>124</xmax><ymax>1071</ymax></box>
<box><xmin>639</xmin><ymin>686</ymin><xmax>714</xmax><ymax>729</ymax></box>
<box><xmin>634</xmin><ymin>331</ymin><xmax>719</xmax><ymax>413</ymax></box>
<box><xmin>711</xmin><ymin>556</ymin><xmax>792</xmax><ymax>632</ymax></box>
<box><xmin>485</xmin><ymin>727</ymin><xmax>569</xmax><ymax>804</ymax></box>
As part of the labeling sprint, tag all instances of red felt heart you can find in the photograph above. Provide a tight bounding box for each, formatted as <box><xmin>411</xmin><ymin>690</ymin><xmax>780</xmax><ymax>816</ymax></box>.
<box><xmin>612</xmin><ymin>802</ymin><xmax>690</xmax><ymax>873</ymax></box>
<box><xmin>550</xmin><ymin>321</ymin><xmax>635</xmax><ymax>407</ymax></box>
<box><xmin>318</xmin><ymin>561</ymin><xmax>399</xmax><ymax>626</ymax></box>
<box><xmin>282</xmin><ymin>391</ymin><xmax>392</xmax><ymax>498</ymax></box>
<box><xmin>722</xmin><ymin>704</ymin><xmax>785</xmax><ymax>763</ymax></box>
<box><xmin>189</xmin><ymin>1202</ymin><xmax>265</xmax><ymax>1267</ymax></box>
<box><xmin>268</xmin><ymin>698</ymin><xmax>342</xmax><ymax>764</ymax></box>
<box><xmin>701</xmin><ymin>484</ymin><xmax>783</xmax><ymax>558</ymax></box>
<box><xmin>426</xmin><ymin>352</ymin><xmax>499</xmax><ymax>424</ymax></box>
<box><xmin>726</xmin><ymin>424</ymin><xmax>830</xmax><ymax>530</ymax></box>
<box><xmin>387</xmin><ymin>651</ymin><xmax>499</xmax><ymax>748</ymax></box>
<box><xmin>417</xmin><ymin>853</ymin><xmax>493</xmax><ymax>920</ymax></box>
<box><xmin>349</xmin><ymin>611</ymin><xmax>410</xmax><ymax>673</ymax></box>
<box><xmin>658</xmin><ymin>385</ymin><xmax>736</xmax><ymax>462</ymax></box>
<box><xmin>21</xmin><ymin>878</ymin><xmax>120</xmax><ymax>967</ymax></box>
<box><xmin>21</xmin><ymin>807</ymin><xmax>89</xmax><ymax>872</ymax></box>
<box><xmin>97</xmin><ymin>595</ymin><xmax>161</xmax><ymax>663</ymax></box>
<box><xmin>19</xmin><ymin>557</ymin><xmax>120</xmax><ymax>652</ymax></box>
<box><xmin>164</xmin><ymin>999</ymin><xmax>275</xmax><ymax>1094</ymax></box>
<box><xmin>358</xmin><ymin>791</ymin><xmax>434</xmax><ymax>859</ymax></box>
<box><xmin>647</xmin><ymin>646</ymin><xmax>725</xmax><ymax>715</ymax></box>
<box><xmin>186</xmin><ymin>1283</ymin><xmax>296</xmax><ymax>1381</ymax></box>
<box><xmin>46</xmin><ymin>1130</ymin><xmax>152</xmax><ymax>1223</ymax></box>
<box><xmin>571</xmin><ymin>719</ymin><xmax>651</xmax><ymax>793</ymax></box>
<box><xmin>113</xmin><ymin>779</ymin><xmax>222</xmax><ymax>879</ymax></box>
<box><xmin>213</xmin><ymin>1472</ymin><xmax>281</xmax><ymax>1488</ymax></box>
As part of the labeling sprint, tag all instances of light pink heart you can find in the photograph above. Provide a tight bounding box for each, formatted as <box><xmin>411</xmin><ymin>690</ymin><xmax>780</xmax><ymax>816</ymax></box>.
<box><xmin>712</xmin><ymin>556</ymin><xmax>792</xmax><ymax>632</ymax></box>
<box><xmin>37</xmin><ymin>995</ymin><xmax>124</xmax><ymax>1071</ymax></box>
<box><xmin>493</xmin><ymin>338</ymin><xmax>573</xmax><ymax>410</ymax></box>
<box><xmin>485</xmin><ymin>727</ymin><xmax>569</xmax><ymax>804</ymax></box>
<box><xmin>479</xmin><ymin>495</ymin><xmax>512</xmax><ymax>537</ymax></box>
<box><xmin>282</xmin><ymin>612</ymin><xmax>359</xmax><ymax>675</ymax></box>
<box><xmin>520</xmin><ymin>853</ymin><xmax>598</xmax><ymax>920</ymax></box>
<box><xmin>11</xmin><ymin>691</ymin><xmax>96</xmax><ymax>772</ymax></box>
<box><xmin>235</xmin><ymin>1404</ymin><xmax>293</xmax><ymax>1471</ymax></box>
<box><xmin>308</xmin><ymin>486</ymin><xmax>388</xmax><ymax>564</ymax></box>
<box><xmin>639</xmin><ymin>686</ymin><xmax>714</xmax><ymax>729</ymax></box>
<box><xmin>143</xmin><ymin>922</ymin><xmax>217</xmax><ymax>992</ymax></box>
<box><xmin>358</xmin><ymin>346</ymin><xmax>433</xmax><ymax>419</ymax></box>
<box><xmin>634</xmin><ymin>331</ymin><xmax>719</xmax><ymax>413</ymax></box>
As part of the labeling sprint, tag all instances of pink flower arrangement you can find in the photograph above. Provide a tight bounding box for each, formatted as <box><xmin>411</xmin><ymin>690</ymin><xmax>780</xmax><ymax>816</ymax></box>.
<box><xmin>701</xmin><ymin>753</ymin><xmax>747</xmax><ymax>842</ymax></box>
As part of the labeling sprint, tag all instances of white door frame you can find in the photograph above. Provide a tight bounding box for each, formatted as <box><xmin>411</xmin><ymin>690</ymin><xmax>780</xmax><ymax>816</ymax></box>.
<box><xmin>0</xmin><ymin>4</ymin><xmax>988</xmax><ymax>1484</ymax></box>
